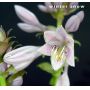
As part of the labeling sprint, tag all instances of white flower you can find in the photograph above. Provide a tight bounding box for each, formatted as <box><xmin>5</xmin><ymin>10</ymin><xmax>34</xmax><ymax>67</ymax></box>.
<box><xmin>38</xmin><ymin>26</ymin><xmax>75</xmax><ymax>71</ymax></box>
<box><xmin>65</xmin><ymin>11</ymin><xmax>84</xmax><ymax>32</ymax></box>
<box><xmin>14</xmin><ymin>5</ymin><xmax>48</xmax><ymax>33</ymax></box>
<box><xmin>11</xmin><ymin>76</ymin><xmax>23</xmax><ymax>86</ymax></box>
<box><xmin>4</xmin><ymin>46</ymin><xmax>41</xmax><ymax>71</ymax></box>
<box><xmin>56</xmin><ymin>64</ymin><xmax>70</xmax><ymax>86</ymax></box>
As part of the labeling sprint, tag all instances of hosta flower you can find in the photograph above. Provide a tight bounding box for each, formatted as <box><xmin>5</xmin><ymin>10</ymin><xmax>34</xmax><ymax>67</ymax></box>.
<box><xmin>38</xmin><ymin>26</ymin><xmax>74</xmax><ymax>71</ymax></box>
<box><xmin>4</xmin><ymin>46</ymin><xmax>41</xmax><ymax>71</ymax></box>
<box><xmin>14</xmin><ymin>5</ymin><xmax>48</xmax><ymax>33</ymax></box>
<box><xmin>11</xmin><ymin>76</ymin><xmax>23</xmax><ymax>86</ymax></box>
<box><xmin>65</xmin><ymin>11</ymin><xmax>84</xmax><ymax>32</ymax></box>
<box><xmin>56</xmin><ymin>64</ymin><xmax>70</xmax><ymax>86</ymax></box>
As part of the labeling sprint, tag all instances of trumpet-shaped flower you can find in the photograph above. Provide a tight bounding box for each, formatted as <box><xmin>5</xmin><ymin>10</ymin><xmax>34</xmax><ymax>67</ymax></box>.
<box><xmin>56</xmin><ymin>64</ymin><xmax>70</xmax><ymax>86</ymax></box>
<box><xmin>38</xmin><ymin>26</ymin><xmax>74</xmax><ymax>71</ymax></box>
<box><xmin>4</xmin><ymin>46</ymin><xmax>41</xmax><ymax>71</ymax></box>
<box><xmin>14</xmin><ymin>5</ymin><xmax>48</xmax><ymax>33</ymax></box>
<box><xmin>65</xmin><ymin>11</ymin><xmax>84</xmax><ymax>32</ymax></box>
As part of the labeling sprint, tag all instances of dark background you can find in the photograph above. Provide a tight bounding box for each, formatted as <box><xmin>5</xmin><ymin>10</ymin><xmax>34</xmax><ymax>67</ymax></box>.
<box><xmin>0</xmin><ymin>2</ymin><xmax>90</xmax><ymax>86</ymax></box>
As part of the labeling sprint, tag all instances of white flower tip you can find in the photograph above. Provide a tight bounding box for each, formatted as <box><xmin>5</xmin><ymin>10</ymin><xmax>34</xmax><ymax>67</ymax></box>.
<box><xmin>38</xmin><ymin>5</ymin><xmax>47</xmax><ymax>13</ymax></box>
<box><xmin>14</xmin><ymin>5</ymin><xmax>21</xmax><ymax>12</ymax></box>
<box><xmin>76</xmin><ymin>11</ymin><xmax>84</xmax><ymax>22</ymax></box>
<box><xmin>14</xmin><ymin>4</ymin><xmax>40</xmax><ymax>25</ymax></box>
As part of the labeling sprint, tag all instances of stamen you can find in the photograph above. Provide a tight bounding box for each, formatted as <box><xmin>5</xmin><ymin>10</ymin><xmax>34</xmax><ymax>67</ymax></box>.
<box><xmin>51</xmin><ymin>45</ymin><xmax>66</xmax><ymax>62</ymax></box>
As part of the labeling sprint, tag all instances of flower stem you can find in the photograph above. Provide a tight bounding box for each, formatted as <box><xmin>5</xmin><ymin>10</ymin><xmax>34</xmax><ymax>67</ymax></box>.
<box><xmin>0</xmin><ymin>75</ymin><xmax>6</xmax><ymax>86</ymax></box>
<box><xmin>49</xmin><ymin>67</ymin><xmax>63</xmax><ymax>86</ymax></box>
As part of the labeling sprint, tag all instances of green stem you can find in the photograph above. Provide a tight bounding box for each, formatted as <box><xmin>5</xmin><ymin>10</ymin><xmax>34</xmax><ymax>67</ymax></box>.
<box><xmin>0</xmin><ymin>75</ymin><xmax>6</xmax><ymax>86</ymax></box>
<box><xmin>56</xmin><ymin>14</ymin><xmax>64</xmax><ymax>27</ymax></box>
<box><xmin>49</xmin><ymin>67</ymin><xmax>63</xmax><ymax>86</ymax></box>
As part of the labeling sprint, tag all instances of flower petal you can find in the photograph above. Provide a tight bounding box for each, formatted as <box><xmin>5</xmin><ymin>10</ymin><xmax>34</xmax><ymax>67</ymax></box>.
<box><xmin>56</xmin><ymin>26</ymin><xmax>68</xmax><ymax>39</ymax></box>
<box><xmin>56</xmin><ymin>64</ymin><xmax>70</xmax><ymax>86</ymax></box>
<box><xmin>14</xmin><ymin>5</ymin><xmax>40</xmax><ymax>25</ymax></box>
<box><xmin>66</xmin><ymin>41</ymin><xmax>75</xmax><ymax>67</ymax></box>
<box><xmin>4</xmin><ymin>46</ymin><xmax>38</xmax><ymax>58</ymax></box>
<box><xmin>50</xmin><ymin>52</ymin><xmax>66</xmax><ymax>71</ymax></box>
<box><xmin>65</xmin><ymin>15</ymin><xmax>80</xmax><ymax>32</ymax></box>
<box><xmin>18</xmin><ymin>23</ymin><xmax>42</xmax><ymax>33</ymax></box>
<box><xmin>13</xmin><ymin>60</ymin><xmax>31</xmax><ymax>71</ymax></box>
<box><xmin>38</xmin><ymin>5</ymin><xmax>48</xmax><ymax>13</ymax></box>
<box><xmin>76</xmin><ymin>11</ymin><xmax>84</xmax><ymax>22</ymax></box>
<box><xmin>45</xmin><ymin>2</ymin><xmax>54</xmax><ymax>12</ymax></box>
<box><xmin>11</xmin><ymin>76</ymin><xmax>23</xmax><ymax>86</ymax></box>
<box><xmin>5</xmin><ymin>52</ymin><xmax>40</xmax><ymax>64</ymax></box>
<box><xmin>56</xmin><ymin>71</ymin><xmax>70</xmax><ymax>86</ymax></box>
<box><xmin>38</xmin><ymin>44</ymin><xmax>53</xmax><ymax>56</ymax></box>
<box><xmin>4</xmin><ymin>46</ymin><xmax>40</xmax><ymax>64</ymax></box>
<box><xmin>44</xmin><ymin>31</ymin><xmax>64</xmax><ymax>46</ymax></box>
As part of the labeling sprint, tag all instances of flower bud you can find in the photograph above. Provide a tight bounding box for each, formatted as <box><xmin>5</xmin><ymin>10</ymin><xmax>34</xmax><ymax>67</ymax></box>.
<box><xmin>11</xmin><ymin>76</ymin><xmax>23</xmax><ymax>86</ymax></box>
<box><xmin>65</xmin><ymin>11</ymin><xmax>84</xmax><ymax>32</ymax></box>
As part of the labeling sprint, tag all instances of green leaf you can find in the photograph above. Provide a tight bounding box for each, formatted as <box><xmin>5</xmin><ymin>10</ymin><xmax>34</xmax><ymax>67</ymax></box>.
<box><xmin>37</xmin><ymin>62</ymin><xmax>54</xmax><ymax>74</ymax></box>
<box><xmin>74</xmin><ymin>40</ymin><xmax>81</xmax><ymax>46</ymax></box>
<box><xmin>0</xmin><ymin>75</ymin><xmax>6</xmax><ymax>86</ymax></box>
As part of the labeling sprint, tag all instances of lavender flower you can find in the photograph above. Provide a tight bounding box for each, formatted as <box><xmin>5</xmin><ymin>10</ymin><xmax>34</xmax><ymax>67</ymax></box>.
<box><xmin>14</xmin><ymin>5</ymin><xmax>48</xmax><ymax>33</ymax></box>
<box><xmin>4</xmin><ymin>46</ymin><xmax>41</xmax><ymax>71</ymax></box>
<box><xmin>65</xmin><ymin>11</ymin><xmax>84</xmax><ymax>32</ymax></box>
<box><xmin>38</xmin><ymin>26</ymin><xmax>74</xmax><ymax>71</ymax></box>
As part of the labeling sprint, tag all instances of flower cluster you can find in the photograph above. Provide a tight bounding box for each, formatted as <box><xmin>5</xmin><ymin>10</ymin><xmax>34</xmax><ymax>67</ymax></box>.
<box><xmin>0</xmin><ymin>2</ymin><xmax>84</xmax><ymax>86</ymax></box>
